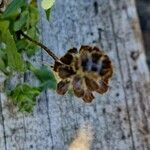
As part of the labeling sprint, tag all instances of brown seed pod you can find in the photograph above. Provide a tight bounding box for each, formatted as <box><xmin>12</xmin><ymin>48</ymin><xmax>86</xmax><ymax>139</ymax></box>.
<box><xmin>54</xmin><ymin>45</ymin><xmax>113</xmax><ymax>102</ymax></box>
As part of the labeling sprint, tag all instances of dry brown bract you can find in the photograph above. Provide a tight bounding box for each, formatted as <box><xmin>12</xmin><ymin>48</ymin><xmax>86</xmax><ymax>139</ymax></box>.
<box><xmin>54</xmin><ymin>45</ymin><xmax>113</xmax><ymax>102</ymax></box>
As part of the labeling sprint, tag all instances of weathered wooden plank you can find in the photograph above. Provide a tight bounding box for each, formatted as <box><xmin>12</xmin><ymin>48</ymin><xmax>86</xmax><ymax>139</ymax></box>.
<box><xmin>0</xmin><ymin>0</ymin><xmax>149</xmax><ymax>150</ymax></box>
<box><xmin>108</xmin><ymin>0</ymin><xmax>150</xmax><ymax>149</ymax></box>
<box><xmin>0</xmin><ymin>94</ymin><xmax>5</xmax><ymax>150</ymax></box>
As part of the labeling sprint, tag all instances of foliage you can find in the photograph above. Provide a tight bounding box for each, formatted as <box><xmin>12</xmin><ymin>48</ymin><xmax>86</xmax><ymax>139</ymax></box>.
<box><xmin>27</xmin><ymin>62</ymin><xmax>57</xmax><ymax>91</ymax></box>
<box><xmin>0</xmin><ymin>21</ymin><xmax>24</xmax><ymax>72</ymax></box>
<box><xmin>9</xmin><ymin>83</ymin><xmax>40</xmax><ymax>112</ymax></box>
<box><xmin>41</xmin><ymin>0</ymin><xmax>55</xmax><ymax>19</ymax></box>
<box><xmin>0</xmin><ymin>0</ymin><xmax>56</xmax><ymax>112</ymax></box>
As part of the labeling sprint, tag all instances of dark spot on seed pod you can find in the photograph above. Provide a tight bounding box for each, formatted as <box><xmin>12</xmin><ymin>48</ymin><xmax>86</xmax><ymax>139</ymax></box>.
<box><xmin>54</xmin><ymin>61</ymin><xmax>63</xmax><ymax>71</ymax></box>
<box><xmin>57</xmin><ymin>80</ymin><xmax>70</xmax><ymax>95</ymax></box>
<box><xmin>80</xmin><ymin>45</ymin><xmax>93</xmax><ymax>52</ymax></box>
<box><xmin>74</xmin><ymin>58</ymin><xmax>79</xmax><ymax>70</ymax></box>
<box><xmin>81</xmin><ymin>58</ymin><xmax>89</xmax><ymax>71</ymax></box>
<box><xmin>60</xmin><ymin>53</ymin><xmax>73</xmax><ymax>65</ymax></box>
<box><xmin>93</xmin><ymin>46</ymin><xmax>100</xmax><ymax>52</ymax></box>
<box><xmin>91</xmin><ymin>64</ymin><xmax>98</xmax><ymax>72</ymax></box>
<box><xmin>85</xmin><ymin>77</ymin><xmax>99</xmax><ymax>91</ymax></box>
<box><xmin>92</xmin><ymin>53</ymin><xmax>100</xmax><ymax>63</ymax></box>
<box><xmin>58</xmin><ymin>66</ymin><xmax>75</xmax><ymax>79</ymax></box>
<box><xmin>68</xmin><ymin>48</ymin><xmax>78</xmax><ymax>54</ymax></box>
<box><xmin>99</xmin><ymin>68</ymin><xmax>107</xmax><ymax>76</ymax></box>
<box><xmin>102</xmin><ymin>58</ymin><xmax>111</xmax><ymax>69</ymax></box>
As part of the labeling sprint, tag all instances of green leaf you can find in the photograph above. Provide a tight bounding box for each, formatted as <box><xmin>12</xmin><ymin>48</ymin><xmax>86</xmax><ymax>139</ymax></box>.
<box><xmin>41</xmin><ymin>0</ymin><xmax>55</xmax><ymax>10</ymax></box>
<box><xmin>16</xmin><ymin>39</ymin><xmax>35</xmax><ymax>57</ymax></box>
<box><xmin>29</xmin><ymin>64</ymin><xmax>56</xmax><ymax>82</ymax></box>
<box><xmin>16</xmin><ymin>32</ymin><xmax>38</xmax><ymax>57</ymax></box>
<box><xmin>13</xmin><ymin>10</ymin><xmax>28</xmax><ymax>31</ymax></box>
<box><xmin>17</xmin><ymin>27</ymin><xmax>38</xmax><ymax>57</ymax></box>
<box><xmin>0</xmin><ymin>57</ymin><xmax>5</xmax><ymax>70</ymax></box>
<box><xmin>26</xmin><ymin>44</ymin><xmax>37</xmax><ymax>57</ymax></box>
<box><xmin>0</xmin><ymin>20</ymin><xmax>9</xmax><ymax>30</ymax></box>
<box><xmin>9</xmin><ymin>83</ymin><xmax>40</xmax><ymax>112</ymax></box>
<box><xmin>28</xmin><ymin>5</ymin><xmax>39</xmax><ymax>27</ymax></box>
<box><xmin>16</xmin><ymin>39</ymin><xmax>28</xmax><ymax>50</ymax></box>
<box><xmin>41</xmin><ymin>0</ymin><xmax>55</xmax><ymax>20</ymax></box>
<box><xmin>45</xmin><ymin>8</ymin><xmax>51</xmax><ymax>21</ymax></box>
<box><xmin>0</xmin><ymin>48</ymin><xmax>10</xmax><ymax>74</ymax></box>
<box><xmin>27</xmin><ymin>62</ymin><xmax>57</xmax><ymax>90</ymax></box>
<box><xmin>3</xmin><ymin>0</ymin><xmax>26</xmax><ymax>18</ymax></box>
<box><xmin>27</xmin><ymin>27</ymin><xmax>37</xmax><ymax>39</ymax></box>
<box><xmin>39</xmin><ymin>79</ymin><xmax>56</xmax><ymax>90</ymax></box>
<box><xmin>0</xmin><ymin>20</ymin><xmax>24</xmax><ymax>71</ymax></box>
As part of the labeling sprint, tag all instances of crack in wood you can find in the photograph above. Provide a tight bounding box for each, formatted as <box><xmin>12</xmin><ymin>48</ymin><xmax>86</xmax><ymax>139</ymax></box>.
<box><xmin>0</xmin><ymin>94</ymin><xmax>7</xmax><ymax>150</ymax></box>
<box><xmin>93</xmin><ymin>1</ymin><xmax>99</xmax><ymax>15</ymax></box>
<box><xmin>45</xmin><ymin>91</ymin><xmax>54</xmax><ymax>150</ymax></box>
<box><xmin>107</xmin><ymin>0</ymin><xmax>136</xmax><ymax>149</ymax></box>
<box><xmin>1</xmin><ymin>0</ymin><xmax>149</xmax><ymax>149</ymax></box>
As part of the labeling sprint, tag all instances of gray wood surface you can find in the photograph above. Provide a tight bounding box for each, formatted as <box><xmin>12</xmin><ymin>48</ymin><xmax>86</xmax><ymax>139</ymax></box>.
<box><xmin>0</xmin><ymin>0</ymin><xmax>150</xmax><ymax>149</ymax></box>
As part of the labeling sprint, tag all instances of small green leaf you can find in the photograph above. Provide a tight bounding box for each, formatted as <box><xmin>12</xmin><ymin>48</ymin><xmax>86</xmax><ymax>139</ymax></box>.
<box><xmin>9</xmin><ymin>83</ymin><xmax>40</xmax><ymax>112</ymax></box>
<box><xmin>16</xmin><ymin>39</ymin><xmax>28</xmax><ymax>50</ymax></box>
<box><xmin>0</xmin><ymin>20</ymin><xmax>9</xmax><ymax>30</ymax></box>
<box><xmin>0</xmin><ymin>20</ymin><xmax>24</xmax><ymax>71</ymax></box>
<box><xmin>3</xmin><ymin>0</ymin><xmax>26</xmax><ymax>18</ymax></box>
<box><xmin>16</xmin><ymin>29</ymin><xmax>38</xmax><ymax>57</ymax></box>
<box><xmin>27</xmin><ymin>27</ymin><xmax>37</xmax><ymax>39</ymax></box>
<box><xmin>27</xmin><ymin>62</ymin><xmax>57</xmax><ymax>90</ymax></box>
<box><xmin>13</xmin><ymin>10</ymin><xmax>28</xmax><ymax>31</ymax></box>
<box><xmin>39</xmin><ymin>79</ymin><xmax>56</xmax><ymax>90</ymax></box>
<box><xmin>28</xmin><ymin>63</ymin><xmax>55</xmax><ymax>82</ymax></box>
<box><xmin>45</xmin><ymin>8</ymin><xmax>51</xmax><ymax>20</ymax></box>
<box><xmin>16</xmin><ymin>39</ymin><xmax>37</xmax><ymax>57</ymax></box>
<box><xmin>0</xmin><ymin>48</ymin><xmax>10</xmax><ymax>75</ymax></box>
<box><xmin>41</xmin><ymin>0</ymin><xmax>55</xmax><ymax>20</ymax></box>
<box><xmin>41</xmin><ymin>0</ymin><xmax>55</xmax><ymax>10</ymax></box>
<box><xmin>26</xmin><ymin>44</ymin><xmax>37</xmax><ymax>57</ymax></box>
<box><xmin>0</xmin><ymin>57</ymin><xmax>5</xmax><ymax>70</ymax></box>
<box><xmin>28</xmin><ymin>5</ymin><xmax>39</xmax><ymax>27</ymax></box>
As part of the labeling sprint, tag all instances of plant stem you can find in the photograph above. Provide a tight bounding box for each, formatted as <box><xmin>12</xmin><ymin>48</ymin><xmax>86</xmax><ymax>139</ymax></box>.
<box><xmin>20</xmin><ymin>31</ymin><xmax>59</xmax><ymax>61</ymax></box>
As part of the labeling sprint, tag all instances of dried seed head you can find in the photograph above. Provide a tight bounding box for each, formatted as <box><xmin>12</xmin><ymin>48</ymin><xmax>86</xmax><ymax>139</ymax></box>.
<box><xmin>53</xmin><ymin>45</ymin><xmax>113</xmax><ymax>102</ymax></box>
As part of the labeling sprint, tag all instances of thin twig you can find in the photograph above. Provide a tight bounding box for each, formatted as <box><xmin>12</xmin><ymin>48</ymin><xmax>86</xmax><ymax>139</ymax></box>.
<box><xmin>20</xmin><ymin>31</ymin><xmax>59</xmax><ymax>61</ymax></box>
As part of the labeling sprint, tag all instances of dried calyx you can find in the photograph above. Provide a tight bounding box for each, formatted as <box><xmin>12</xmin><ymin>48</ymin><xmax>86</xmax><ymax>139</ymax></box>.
<box><xmin>21</xmin><ymin>32</ymin><xmax>113</xmax><ymax>102</ymax></box>
<box><xmin>54</xmin><ymin>46</ymin><xmax>113</xmax><ymax>102</ymax></box>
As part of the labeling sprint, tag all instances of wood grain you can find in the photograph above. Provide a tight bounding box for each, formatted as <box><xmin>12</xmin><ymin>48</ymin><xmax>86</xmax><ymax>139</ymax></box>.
<box><xmin>0</xmin><ymin>0</ymin><xmax>150</xmax><ymax>149</ymax></box>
